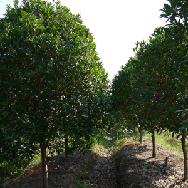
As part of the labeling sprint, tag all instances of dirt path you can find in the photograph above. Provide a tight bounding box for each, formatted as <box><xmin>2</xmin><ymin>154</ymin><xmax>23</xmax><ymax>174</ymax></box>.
<box><xmin>114</xmin><ymin>140</ymin><xmax>187</xmax><ymax>188</ymax></box>
<box><xmin>89</xmin><ymin>149</ymin><xmax>117</xmax><ymax>188</ymax></box>
<box><xmin>3</xmin><ymin>139</ymin><xmax>188</xmax><ymax>188</ymax></box>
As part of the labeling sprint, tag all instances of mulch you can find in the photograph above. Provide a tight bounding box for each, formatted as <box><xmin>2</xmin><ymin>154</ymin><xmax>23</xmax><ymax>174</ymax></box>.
<box><xmin>2</xmin><ymin>140</ymin><xmax>187</xmax><ymax>188</ymax></box>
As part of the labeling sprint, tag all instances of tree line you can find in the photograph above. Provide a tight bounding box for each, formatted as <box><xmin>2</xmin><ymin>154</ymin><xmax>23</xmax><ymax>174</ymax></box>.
<box><xmin>112</xmin><ymin>0</ymin><xmax>188</xmax><ymax>181</ymax></box>
<box><xmin>0</xmin><ymin>0</ymin><xmax>187</xmax><ymax>187</ymax></box>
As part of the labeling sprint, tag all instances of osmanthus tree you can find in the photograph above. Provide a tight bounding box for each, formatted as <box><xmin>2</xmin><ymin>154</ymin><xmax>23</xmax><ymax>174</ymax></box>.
<box><xmin>131</xmin><ymin>26</ymin><xmax>188</xmax><ymax>180</ymax></box>
<box><xmin>112</xmin><ymin>0</ymin><xmax>188</xmax><ymax>180</ymax></box>
<box><xmin>58</xmin><ymin>62</ymin><xmax>109</xmax><ymax>159</ymax></box>
<box><xmin>160</xmin><ymin>0</ymin><xmax>188</xmax><ymax>180</ymax></box>
<box><xmin>133</xmin><ymin>29</ymin><xmax>183</xmax><ymax>157</ymax></box>
<box><xmin>127</xmin><ymin>0</ymin><xmax>188</xmax><ymax>176</ymax></box>
<box><xmin>111</xmin><ymin>55</ymin><xmax>147</xmax><ymax>144</ymax></box>
<box><xmin>112</xmin><ymin>25</ymin><xmax>183</xmax><ymax>156</ymax></box>
<box><xmin>0</xmin><ymin>0</ymin><xmax>108</xmax><ymax>187</ymax></box>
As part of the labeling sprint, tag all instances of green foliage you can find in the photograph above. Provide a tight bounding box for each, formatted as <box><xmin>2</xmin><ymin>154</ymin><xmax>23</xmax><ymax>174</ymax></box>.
<box><xmin>75</xmin><ymin>180</ymin><xmax>93</xmax><ymax>188</ymax></box>
<box><xmin>160</xmin><ymin>0</ymin><xmax>188</xmax><ymax>26</ymax></box>
<box><xmin>111</xmin><ymin>0</ymin><xmax>187</xmax><ymax>137</ymax></box>
<box><xmin>0</xmin><ymin>0</ymin><xmax>109</xmax><ymax>179</ymax></box>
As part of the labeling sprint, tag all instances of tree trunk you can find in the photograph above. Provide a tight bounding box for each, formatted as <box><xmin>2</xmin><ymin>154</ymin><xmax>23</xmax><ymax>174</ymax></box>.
<box><xmin>140</xmin><ymin>125</ymin><xmax>142</xmax><ymax>144</ymax></box>
<box><xmin>65</xmin><ymin>136</ymin><xmax>68</xmax><ymax>161</ymax></box>
<box><xmin>152</xmin><ymin>130</ymin><xmax>156</xmax><ymax>158</ymax></box>
<box><xmin>133</xmin><ymin>126</ymin><xmax>136</xmax><ymax>135</ymax></box>
<box><xmin>172</xmin><ymin>132</ymin><xmax>174</xmax><ymax>139</ymax></box>
<box><xmin>182</xmin><ymin>130</ymin><xmax>187</xmax><ymax>181</ymax></box>
<box><xmin>41</xmin><ymin>144</ymin><xmax>48</xmax><ymax>188</ymax></box>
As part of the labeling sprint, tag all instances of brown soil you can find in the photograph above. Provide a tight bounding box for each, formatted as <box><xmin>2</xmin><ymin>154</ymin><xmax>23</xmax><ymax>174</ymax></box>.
<box><xmin>1</xmin><ymin>140</ymin><xmax>188</xmax><ymax>188</ymax></box>
<box><xmin>114</xmin><ymin>141</ymin><xmax>187</xmax><ymax>188</ymax></box>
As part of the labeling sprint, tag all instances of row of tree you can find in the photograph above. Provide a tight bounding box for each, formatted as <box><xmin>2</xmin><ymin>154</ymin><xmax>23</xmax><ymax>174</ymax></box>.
<box><xmin>0</xmin><ymin>0</ymin><xmax>110</xmax><ymax>187</ymax></box>
<box><xmin>112</xmin><ymin>0</ymin><xmax>188</xmax><ymax>180</ymax></box>
<box><xmin>0</xmin><ymin>0</ymin><xmax>187</xmax><ymax>187</ymax></box>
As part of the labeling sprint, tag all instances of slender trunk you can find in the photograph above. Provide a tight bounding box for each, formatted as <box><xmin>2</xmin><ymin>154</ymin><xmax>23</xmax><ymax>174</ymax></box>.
<box><xmin>152</xmin><ymin>130</ymin><xmax>156</xmax><ymax>158</ymax></box>
<box><xmin>172</xmin><ymin>132</ymin><xmax>174</xmax><ymax>139</ymax></box>
<box><xmin>140</xmin><ymin>125</ymin><xmax>142</xmax><ymax>144</ymax></box>
<box><xmin>133</xmin><ymin>126</ymin><xmax>136</xmax><ymax>135</ymax></box>
<box><xmin>182</xmin><ymin>130</ymin><xmax>187</xmax><ymax>181</ymax></box>
<box><xmin>65</xmin><ymin>136</ymin><xmax>68</xmax><ymax>161</ymax></box>
<box><xmin>41</xmin><ymin>144</ymin><xmax>48</xmax><ymax>188</ymax></box>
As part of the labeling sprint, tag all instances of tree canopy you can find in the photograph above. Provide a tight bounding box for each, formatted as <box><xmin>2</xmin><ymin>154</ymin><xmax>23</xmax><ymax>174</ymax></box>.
<box><xmin>0</xmin><ymin>0</ymin><xmax>109</xmax><ymax>186</ymax></box>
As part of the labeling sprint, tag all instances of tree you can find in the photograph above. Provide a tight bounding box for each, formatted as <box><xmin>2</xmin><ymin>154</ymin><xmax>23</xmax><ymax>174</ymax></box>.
<box><xmin>112</xmin><ymin>24</ymin><xmax>185</xmax><ymax>157</ymax></box>
<box><xmin>160</xmin><ymin>0</ymin><xmax>188</xmax><ymax>180</ymax></box>
<box><xmin>0</xmin><ymin>0</ymin><xmax>108</xmax><ymax>187</ymax></box>
<box><xmin>111</xmin><ymin>56</ymin><xmax>145</xmax><ymax>144</ymax></box>
<box><xmin>160</xmin><ymin>0</ymin><xmax>188</xmax><ymax>27</ymax></box>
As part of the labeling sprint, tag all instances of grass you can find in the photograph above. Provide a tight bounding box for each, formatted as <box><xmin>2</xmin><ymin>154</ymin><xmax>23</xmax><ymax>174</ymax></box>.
<box><xmin>75</xmin><ymin>180</ymin><xmax>93</xmax><ymax>188</ymax></box>
<box><xmin>94</xmin><ymin>132</ymin><xmax>109</xmax><ymax>149</ymax></box>
<box><xmin>142</xmin><ymin>130</ymin><xmax>183</xmax><ymax>156</ymax></box>
<box><xmin>109</xmin><ymin>127</ymin><xmax>184</xmax><ymax>157</ymax></box>
<box><xmin>91</xmin><ymin>127</ymin><xmax>127</xmax><ymax>154</ymax></box>
<box><xmin>124</xmin><ymin>129</ymin><xmax>183</xmax><ymax>157</ymax></box>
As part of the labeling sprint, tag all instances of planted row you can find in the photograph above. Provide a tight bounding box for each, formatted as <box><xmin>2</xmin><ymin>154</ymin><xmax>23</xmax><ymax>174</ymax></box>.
<box><xmin>112</xmin><ymin>0</ymin><xmax>188</xmax><ymax>180</ymax></box>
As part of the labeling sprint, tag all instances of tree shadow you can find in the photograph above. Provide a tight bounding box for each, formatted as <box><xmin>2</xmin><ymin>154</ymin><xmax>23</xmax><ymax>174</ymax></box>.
<box><xmin>4</xmin><ymin>150</ymin><xmax>98</xmax><ymax>188</ymax></box>
<box><xmin>2</xmin><ymin>137</ymin><xmax>185</xmax><ymax>188</ymax></box>
<box><xmin>113</xmin><ymin>142</ymin><xmax>183</xmax><ymax>188</ymax></box>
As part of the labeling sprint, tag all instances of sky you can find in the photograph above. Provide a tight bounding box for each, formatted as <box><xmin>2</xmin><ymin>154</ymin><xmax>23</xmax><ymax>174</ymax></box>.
<box><xmin>0</xmin><ymin>0</ymin><xmax>169</xmax><ymax>81</ymax></box>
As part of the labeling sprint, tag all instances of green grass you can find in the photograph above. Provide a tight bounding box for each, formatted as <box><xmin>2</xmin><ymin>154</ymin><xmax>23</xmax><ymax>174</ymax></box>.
<box><xmin>142</xmin><ymin>131</ymin><xmax>183</xmax><ymax>156</ymax></box>
<box><xmin>75</xmin><ymin>180</ymin><xmax>93</xmax><ymax>188</ymax></box>
<box><xmin>109</xmin><ymin>127</ymin><xmax>184</xmax><ymax>157</ymax></box>
<box><xmin>95</xmin><ymin>132</ymin><xmax>109</xmax><ymax>148</ymax></box>
<box><xmin>91</xmin><ymin>126</ymin><xmax>129</xmax><ymax>155</ymax></box>
<box><xmin>1</xmin><ymin>157</ymin><xmax>32</xmax><ymax>178</ymax></box>
<box><xmin>91</xmin><ymin>131</ymin><xmax>112</xmax><ymax>154</ymax></box>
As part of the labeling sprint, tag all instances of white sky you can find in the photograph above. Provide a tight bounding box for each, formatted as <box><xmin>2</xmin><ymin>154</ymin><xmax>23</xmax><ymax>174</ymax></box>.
<box><xmin>0</xmin><ymin>0</ymin><xmax>168</xmax><ymax>81</ymax></box>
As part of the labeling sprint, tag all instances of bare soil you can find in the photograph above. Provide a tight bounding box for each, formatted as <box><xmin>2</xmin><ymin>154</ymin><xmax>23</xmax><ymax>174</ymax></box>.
<box><xmin>114</xmin><ymin>140</ymin><xmax>187</xmax><ymax>188</ymax></box>
<box><xmin>1</xmin><ymin>140</ymin><xmax>188</xmax><ymax>188</ymax></box>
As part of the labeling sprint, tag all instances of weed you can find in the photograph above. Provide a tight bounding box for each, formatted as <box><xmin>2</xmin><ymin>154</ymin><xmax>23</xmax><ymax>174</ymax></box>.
<box><xmin>75</xmin><ymin>180</ymin><xmax>93</xmax><ymax>188</ymax></box>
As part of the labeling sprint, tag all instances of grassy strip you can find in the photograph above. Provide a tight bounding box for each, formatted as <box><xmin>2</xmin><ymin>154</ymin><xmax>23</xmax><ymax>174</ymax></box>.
<box><xmin>109</xmin><ymin>127</ymin><xmax>184</xmax><ymax>157</ymax></box>
<box><xmin>142</xmin><ymin>131</ymin><xmax>183</xmax><ymax>156</ymax></box>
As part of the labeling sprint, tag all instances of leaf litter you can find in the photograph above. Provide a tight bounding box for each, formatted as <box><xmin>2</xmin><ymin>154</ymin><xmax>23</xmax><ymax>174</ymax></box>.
<box><xmin>3</xmin><ymin>140</ymin><xmax>187</xmax><ymax>188</ymax></box>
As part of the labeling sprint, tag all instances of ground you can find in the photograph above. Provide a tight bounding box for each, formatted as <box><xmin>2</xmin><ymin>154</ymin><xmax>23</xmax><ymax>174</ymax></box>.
<box><xmin>114</xmin><ymin>141</ymin><xmax>186</xmax><ymax>188</ymax></box>
<box><xmin>1</xmin><ymin>137</ymin><xmax>188</xmax><ymax>188</ymax></box>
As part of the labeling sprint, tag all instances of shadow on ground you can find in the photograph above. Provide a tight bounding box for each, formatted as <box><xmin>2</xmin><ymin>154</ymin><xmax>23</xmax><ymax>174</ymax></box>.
<box><xmin>113</xmin><ymin>142</ymin><xmax>179</xmax><ymax>188</ymax></box>
<box><xmin>3</xmin><ymin>150</ymin><xmax>98</xmax><ymax>188</ymax></box>
<box><xmin>1</xmin><ymin>133</ymin><xmax>185</xmax><ymax>188</ymax></box>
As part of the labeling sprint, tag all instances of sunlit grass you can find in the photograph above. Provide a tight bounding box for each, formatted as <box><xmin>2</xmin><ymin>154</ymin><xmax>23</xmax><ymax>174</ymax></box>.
<box><xmin>91</xmin><ymin>127</ymin><xmax>129</xmax><ymax>155</ymax></box>
<box><xmin>91</xmin><ymin>132</ymin><xmax>111</xmax><ymax>154</ymax></box>
<box><xmin>111</xmin><ymin>127</ymin><xmax>184</xmax><ymax>157</ymax></box>
<box><xmin>143</xmin><ymin>131</ymin><xmax>183</xmax><ymax>156</ymax></box>
<box><xmin>1</xmin><ymin>154</ymin><xmax>41</xmax><ymax>187</ymax></box>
